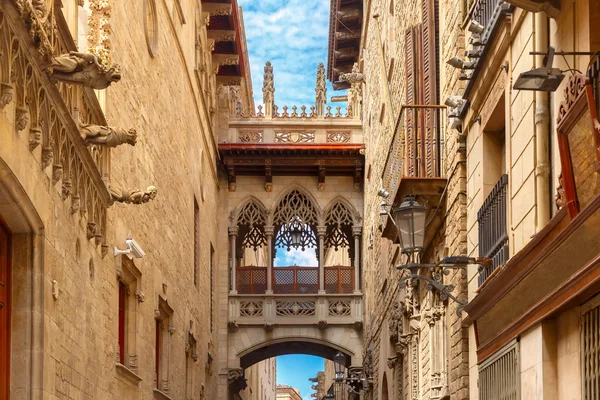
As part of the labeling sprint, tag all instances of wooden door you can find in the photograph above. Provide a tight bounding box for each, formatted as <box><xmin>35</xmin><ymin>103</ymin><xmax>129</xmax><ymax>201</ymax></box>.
<box><xmin>0</xmin><ymin>219</ymin><xmax>10</xmax><ymax>400</ymax></box>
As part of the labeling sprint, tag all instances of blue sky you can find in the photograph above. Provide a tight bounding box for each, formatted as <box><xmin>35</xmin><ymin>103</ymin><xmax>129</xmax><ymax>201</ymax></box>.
<box><xmin>237</xmin><ymin>1</ymin><xmax>339</xmax><ymax>396</ymax></box>
<box><xmin>277</xmin><ymin>355</ymin><xmax>325</xmax><ymax>400</ymax></box>
<box><xmin>238</xmin><ymin>0</ymin><xmax>346</xmax><ymax>108</ymax></box>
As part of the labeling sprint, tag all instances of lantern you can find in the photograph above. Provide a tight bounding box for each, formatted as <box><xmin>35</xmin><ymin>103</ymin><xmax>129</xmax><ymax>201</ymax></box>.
<box><xmin>391</xmin><ymin>196</ymin><xmax>427</xmax><ymax>256</ymax></box>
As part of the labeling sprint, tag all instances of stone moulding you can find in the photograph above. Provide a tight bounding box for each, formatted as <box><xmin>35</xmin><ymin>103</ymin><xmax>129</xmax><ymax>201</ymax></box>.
<box><xmin>115</xmin><ymin>362</ymin><xmax>142</xmax><ymax>385</ymax></box>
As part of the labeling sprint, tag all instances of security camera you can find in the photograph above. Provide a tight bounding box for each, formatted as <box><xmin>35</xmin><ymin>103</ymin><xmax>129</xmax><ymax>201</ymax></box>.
<box><xmin>444</xmin><ymin>96</ymin><xmax>466</xmax><ymax>109</ymax></box>
<box><xmin>468</xmin><ymin>20</ymin><xmax>485</xmax><ymax>35</ymax></box>
<box><xmin>447</xmin><ymin>56</ymin><xmax>476</xmax><ymax>70</ymax></box>
<box><xmin>377</xmin><ymin>188</ymin><xmax>390</xmax><ymax>198</ymax></box>
<box><xmin>114</xmin><ymin>237</ymin><xmax>145</xmax><ymax>258</ymax></box>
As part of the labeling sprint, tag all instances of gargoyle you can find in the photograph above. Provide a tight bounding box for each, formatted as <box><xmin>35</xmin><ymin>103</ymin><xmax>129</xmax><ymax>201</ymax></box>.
<box><xmin>80</xmin><ymin>124</ymin><xmax>137</xmax><ymax>147</ymax></box>
<box><xmin>109</xmin><ymin>186</ymin><xmax>157</xmax><ymax>205</ymax></box>
<box><xmin>47</xmin><ymin>51</ymin><xmax>121</xmax><ymax>90</ymax></box>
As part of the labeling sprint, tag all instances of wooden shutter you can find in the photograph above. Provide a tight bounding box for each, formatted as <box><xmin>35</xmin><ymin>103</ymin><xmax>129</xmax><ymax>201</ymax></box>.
<box><xmin>405</xmin><ymin>27</ymin><xmax>417</xmax><ymax>176</ymax></box>
<box><xmin>0</xmin><ymin>221</ymin><xmax>10</xmax><ymax>400</ymax></box>
<box><xmin>422</xmin><ymin>0</ymin><xmax>440</xmax><ymax>176</ymax></box>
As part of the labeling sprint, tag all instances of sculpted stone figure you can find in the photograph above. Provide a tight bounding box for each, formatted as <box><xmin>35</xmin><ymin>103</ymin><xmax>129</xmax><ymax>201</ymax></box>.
<box><xmin>80</xmin><ymin>124</ymin><xmax>137</xmax><ymax>147</ymax></box>
<box><xmin>47</xmin><ymin>51</ymin><xmax>121</xmax><ymax>89</ymax></box>
<box><xmin>109</xmin><ymin>186</ymin><xmax>157</xmax><ymax>205</ymax></box>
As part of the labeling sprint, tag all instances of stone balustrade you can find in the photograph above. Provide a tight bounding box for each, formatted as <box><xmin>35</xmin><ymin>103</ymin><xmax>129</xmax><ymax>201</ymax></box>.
<box><xmin>228</xmin><ymin>293</ymin><xmax>363</xmax><ymax>328</ymax></box>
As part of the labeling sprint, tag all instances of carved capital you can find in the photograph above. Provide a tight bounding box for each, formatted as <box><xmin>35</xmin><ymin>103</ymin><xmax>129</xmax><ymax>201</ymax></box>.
<box><xmin>228</xmin><ymin>368</ymin><xmax>247</xmax><ymax>394</ymax></box>
<box><xmin>228</xmin><ymin>320</ymin><xmax>239</xmax><ymax>333</ymax></box>
<box><xmin>228</xmin><ymin>226</ymin><xmax>239</xmax><ymax>237</ymax></box>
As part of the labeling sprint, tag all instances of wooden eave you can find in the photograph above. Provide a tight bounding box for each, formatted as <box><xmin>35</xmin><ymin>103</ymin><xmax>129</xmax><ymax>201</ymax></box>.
<box><xmin>327</xmin><ymin>0</ymin><xmax>362</xmax><ymax>89</ymax></box>
<box><xmin>203</xmin><ymin>0</ymin><xmax>245</xmax><ymax>82</ymax></box>
<box><xmin>219</xmin><ymin>143</ymin><xmax>364</xmax><ymax>176</ymax></box>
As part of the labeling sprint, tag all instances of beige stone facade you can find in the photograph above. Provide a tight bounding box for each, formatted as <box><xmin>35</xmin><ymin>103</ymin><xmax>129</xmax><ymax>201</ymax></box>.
<box><xmin>242</xmin><ymin>358</ymin><xmax>277</xmax><ymax>400</ymax></box>
<box><xmin>276</xmin><ymin>385</ymin><xmax>302</xmax><ymax>400</ymax></box>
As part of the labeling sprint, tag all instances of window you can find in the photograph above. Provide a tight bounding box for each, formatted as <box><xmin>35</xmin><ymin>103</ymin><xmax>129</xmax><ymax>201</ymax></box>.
<box><xmin>154</xmin><ymin>296</ymin><xmax>174</xmax><ymax>396</ymax></box>
<box><xmin>194</xmin><ymin>198</ymin><xmax>200</xmax><ymax>288</ymax></box>
<box><xmin>115</xmin><ymin>257</ymin><xmax>142</xmax><ymax>383</ymax></box>
<box><xmin>478</xmin><ymin>341</ymin><xmax>519</xmax><ymax>400</ymax></box>
<box><xmin>144</xmin><ymin>0</ymin><xmax>158</xmax><ymax>57</ymax></box>
<box><xmin>210</xmin><ymin>243</ymin><xmax>215</xmax><ymax>332</ymax></box>
<box><xmin>582</xmin><ymin>296</ymin><xmax>600</xmax><ymax>399</ymax></box>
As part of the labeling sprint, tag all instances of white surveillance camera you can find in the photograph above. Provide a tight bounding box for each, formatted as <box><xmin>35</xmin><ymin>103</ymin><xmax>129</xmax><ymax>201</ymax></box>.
<box><xmin>377</xmin><ymin>188</ymin><xmax>390</xmax><ymax>198</ymax></box>
<box><xmin>444</xmin><ymin>96</ymin><xmax>466</xmax><ymax>109</ymax></box>
<box><xmin>114</xmin><ymin>237</ymin><xmax>145</xmax><ymax>258</ymax></box>
<box><xmin>468</xmin><ymin>20</ymin><xmax>485</xmax><ymax>35</ymax></box>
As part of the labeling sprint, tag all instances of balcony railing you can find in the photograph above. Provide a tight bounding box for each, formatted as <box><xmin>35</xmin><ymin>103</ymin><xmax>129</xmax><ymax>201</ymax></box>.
<box><xmin>382</xmin><ymin>105</ymin><xmax>446</xmax><ymax>201</ymax></box>
<box><xmin>477</xmin><ymin>174</ymin><xmax>509</xmax><ymax>286</ymax></box>
<box><xmin>236</xmin><ymin>266</ymin><xmax>355</xmax><ymax>294</ymax></box>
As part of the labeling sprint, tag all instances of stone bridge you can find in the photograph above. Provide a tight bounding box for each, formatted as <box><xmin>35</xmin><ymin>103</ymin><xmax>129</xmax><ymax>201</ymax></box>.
<box><xmin>216</xmin><ymin>61</ymin><xmax>366</xmax><ymax>398</ymax></box>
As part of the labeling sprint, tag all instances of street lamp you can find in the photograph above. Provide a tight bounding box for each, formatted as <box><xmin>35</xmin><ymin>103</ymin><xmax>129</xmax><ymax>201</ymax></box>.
<box><xmin>290</xmin><ymin>220</ymin><xmax>303</xmax><ymax>249</ymax></box>
<box><xmin>391</xmin><ymin>196</ymin><xmax>427</xmax><ymax>261</ymax></box>
<box><xmin>333</xmin><ymin>352</ymin><xmax>346</xmax><ymax>382</ymax></box>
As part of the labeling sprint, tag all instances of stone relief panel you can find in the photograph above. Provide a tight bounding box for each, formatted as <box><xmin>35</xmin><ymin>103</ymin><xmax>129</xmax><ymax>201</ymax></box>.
<box><xmin>238</xmin><ymin>130</ymin><xmax>263</xmax><ymax>143</ymax></box>
<box><xmin>275</xmin><ymin>131</ymin><xmax>315</xmax><ymax>143</ymax></box>
<box><xmin>327</xmin><ymin>131</ymin><xmax>351</xmax><ymax>143</ymax></box>
<box><xmin>275</xmin><ymin>301</ymin><xmax>316</xmax><ymax>316</ymax></box>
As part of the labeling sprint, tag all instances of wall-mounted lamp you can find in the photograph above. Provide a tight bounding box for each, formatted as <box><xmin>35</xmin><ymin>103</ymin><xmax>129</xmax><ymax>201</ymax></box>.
<box><xmin>514</xmin><ymin>46</ymin><xmax>565</xmax><ymax>91</ymax></box>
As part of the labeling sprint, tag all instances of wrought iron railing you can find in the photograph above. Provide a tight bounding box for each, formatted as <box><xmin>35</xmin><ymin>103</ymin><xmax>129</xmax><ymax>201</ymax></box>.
<box><xmin>477</xmin><ymin>174</ymin><xmax>509</xmax><ymax>286</ymax></box>
<box><xmin>382</xmin><ymin>105</ymin><xmax>446</xmax><ymax>201</ymax></box>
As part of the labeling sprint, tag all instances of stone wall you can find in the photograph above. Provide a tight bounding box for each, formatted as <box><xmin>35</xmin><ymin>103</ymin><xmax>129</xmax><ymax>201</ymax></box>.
<box><xmin>359</xmin><ymin>0</ymin><xmax>469</xmax><ymax>398</ymax></box>
<box><xmin>0</xmin><ymin>0</ymin><xmax>224</xmax><ymax>398</ymax></box>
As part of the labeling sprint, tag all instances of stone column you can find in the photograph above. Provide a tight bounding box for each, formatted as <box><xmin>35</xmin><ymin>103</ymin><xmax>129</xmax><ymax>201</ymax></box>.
<box><xmin>317</xmin><ymin>226</ymin><xmax>326</xmax><ymax>293</ymax></box>
<box><xmin>265</xmin><ymin>226</ymin><xmax>274</xmax><ymax>294</ymax></box>
<box><xmin>352</xmin><ymin>227</ymin><xmax>361</xmax><ymax>293</ymax></box>
<box><xmin>228</xmin><ymin>227</ymin><xmax>238</xmax><ymax>294</ymax></box>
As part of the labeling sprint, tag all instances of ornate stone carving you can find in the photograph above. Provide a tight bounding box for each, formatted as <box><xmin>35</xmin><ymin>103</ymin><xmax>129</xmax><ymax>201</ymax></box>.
<box><xmin>227</xmin><ymin>320</ymin><xmax>239</xmax><ymax>333</ymax></box>
<box><xmin>87</xmin><ymin>222</ymin><xmax>97</xmax><ymax>240</ymax></box>
<box><xmin>387</xmin><ymin>356</ymin><xmax>399</xmax><ymax>369</ymax></box>
<box><xmin>228</xmin><ymin>368</ymin><xmax>247</xmax><ymax>394</ymax></box>
<box><xmin>389</xmin><ymin>301</ymin><xmax>403</xmax><ymax>343</ymax></box>
<box><xmin>80</xmin><ymin>124</ymin><xmax>137</xmax><ymax>147</ymax></box>
<box><xmin>557</xmin><ymin>74</ymin><xmax>586</xmax><ymax>127</ymax></box>
<box><xmin>327</xmin><ymin>131</ymin><xmax>351</xmax><ymax>143</ymax></box>
<box><xmin>316</xmin><ymin>62</ymin><xmax>326</xmax><ymax>117</ymax></box>
<box><xmin>70</xmin><ymin>195</ymin><xmax>81</xmax><ymax>214</ymax></box>
<box><xmin>362</xmin><ymin>348</ymin><xmax>373</xmax><ymax>385</ymax></box>
<box><xmin>0</xmin><ymin>83</ymin><xmax>14</xmax><ymax>110</ymax></box>
<box><xmin>41</xmin><ymin>146</ymin><xmax>53</xmax><ymax>170</ymax></box>
<box><xmin>47</xmin><ymin>52</ymin><xmax>121</xmax><ymax>90</ymax></box>
<box><xmin>16</xmin><ymin>0</ymin><xmax>54</xmax><ymax>56</ymax></box>
<box><xmin>135</xmin><ymin>290</ymin><xmax>145</xmax><ymax>302</ymax></box>
<box><xmin>52</xmin><ymin>164</ymin><xmax>63</xmax><ymax>184</ymax></box>
<box><xmin>238</xmin><ymin>130</ymin><xmax>263</xmax><ymax>143</ymax></box>
<box><xmin>339</xmin><ymin>63</ymin><xmax>365</xmax><ymax>85</ymax></box>
<box><xmin>263</xmin><ymin>61</ymin><xmax>274</xmax><ymax>118</ymax></box>
<box><xmin>317</xmin><ymin>320</ymin><xmax>328</xmax><ymax>330</ymax></box>
<box><xmin>61</xmin><ymin>179</ymin><xmax>72</xmax><ymax>200</ymax></box>
<box><xmin>15</xmin><ymin>106</ymin><xmax>29</xmax><ymax>131</ymax></box>
<box><xmin>109</xmin><ymin>185</ymin><xmax>157</xmax><ymax>205</ymax></box>
<box><xmin>263</xmin><ymin>323</ymin><xmax>274</xmax><ymax>332</ymax></box>
<box><xmin>87</xmin><ymin>0</ymin><xmax>113</xmax><ymax>65</ymax></box>
<box><xmin>29</xmin><ymin>126</ymin><xmax>41</xmax><ymax>151</ymax></box>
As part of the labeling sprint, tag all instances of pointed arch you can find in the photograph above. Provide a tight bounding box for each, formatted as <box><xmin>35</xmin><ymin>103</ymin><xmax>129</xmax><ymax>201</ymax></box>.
<box><xmin>232</xmin><ymin>197</ymin><xmax>268</xmax><ymax>251</ymax></box>
<box><xmin>323</xmin><ymin>196</ymin><xmax>361</xmax><ymax>226</ymax></box>
<box><xmin>323</xmin><ymin>197</ymin><xmax>360</xmax><ymax>252</ymax></box>
<box><xmin>271</xmin><ymin>184</ymin><xmax>322</xmax><ymax>222</ymax></box>
<box><xmin>272</xmin><ymin>186</ymin><xmax>320</xmax><ymax>251</ymax></box>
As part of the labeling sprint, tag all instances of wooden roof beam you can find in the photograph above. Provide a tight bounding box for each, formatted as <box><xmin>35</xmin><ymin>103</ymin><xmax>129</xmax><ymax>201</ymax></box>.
<box><xmin>207</xmin><ymin>29</ymin><xmax>236</xmax><ymax>43</ymax></box>
<box><xmin>203</xmin><ymin>2</ymin><xmax>233</xmax><ymax>16</ymax></box>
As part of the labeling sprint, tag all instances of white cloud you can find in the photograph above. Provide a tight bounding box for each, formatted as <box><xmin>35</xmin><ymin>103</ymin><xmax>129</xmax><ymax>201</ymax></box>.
<box><xmin>238</xmin><ymin>0</ymin><xmax>347</xmax><ymax>108</ymax></box>
<box><xmin>274</xmin><ymin>247</ymin><xmax>318</xmax><ymax>267</ymax></box>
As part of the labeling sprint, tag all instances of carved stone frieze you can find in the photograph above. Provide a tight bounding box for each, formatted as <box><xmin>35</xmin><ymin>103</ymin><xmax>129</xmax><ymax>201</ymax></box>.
<box><xmin>80</xmin><ymin>124</ymin><xmax>137</xmax><ymax>147</ymax></box>
<box><xmin>47</xmin><ymin>52</ymin><xmax>121</xmax><ymax>90</ymax></box>
<box><xmin>109</xmin><ymin>185</ymin><xmax>157</xmax><ymax>205</ymax></box>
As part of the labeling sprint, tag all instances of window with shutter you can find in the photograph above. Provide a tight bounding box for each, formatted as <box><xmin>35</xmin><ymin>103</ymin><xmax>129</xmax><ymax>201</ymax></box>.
<box><xmin>422</xmin><ymin>0</ymin><xmax>440</xmax><ymax>176</ymax></box>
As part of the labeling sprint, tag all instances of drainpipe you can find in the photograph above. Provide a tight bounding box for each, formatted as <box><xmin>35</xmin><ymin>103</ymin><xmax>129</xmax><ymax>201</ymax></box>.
<box><xmin>534</xmin><ymin>12</ymin><xmax>551</xmax><ymax>232</ymax></box>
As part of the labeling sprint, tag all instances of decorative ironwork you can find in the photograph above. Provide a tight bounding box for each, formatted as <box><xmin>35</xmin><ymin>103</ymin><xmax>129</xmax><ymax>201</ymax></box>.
<box><xmin>328</xmin><ymin>300</ymin><xmax>351</xmax><ymax>316</ymax></box>
<box><xmin>478</xmin><ymin>341</ymin><xmax>519</xmax><ymax>400</ymax></box>
<box><xmin>326</xmin><ymin>131</ymin><xmax>351</xmax><ymax>143</ymax></box>
<box><xmin>275</xmin><ymin>301</ymin><xmax>316</xmax><ymax>316</ymax></box>
<box><xmin>239</xmin><ymin>301</ymin><xmax>263</xmax><ymax>317</ymax></box>
<box><xmin>238</xmin><ymin>130</ymin><xmax>263</xmax><ymax>143</ymax></box>
<box><xmin>273</xmin><ymin>190</ymin><xmax>318</xmax><ymax>250</ymax></box>
<box><xmin>236</xmin><ymin>200</ymin><xmax>267</xmax><ymax>251</ymax></box>
<box><xmin>477</xmin><ymin>174</ymin><xmax>509</xmax><ymax>286</ymax></box>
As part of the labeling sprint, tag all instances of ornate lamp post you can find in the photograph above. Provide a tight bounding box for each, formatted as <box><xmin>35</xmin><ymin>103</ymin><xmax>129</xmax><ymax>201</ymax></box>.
<box><xmin>391</xmin><ymin>195</ymin><xmax>428</xmax><ymax>263</ymax></box>
<box><xmin>380</xmin><ymin>192</ymin><xmax>492</xmax><ymax>316</ymax></box>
